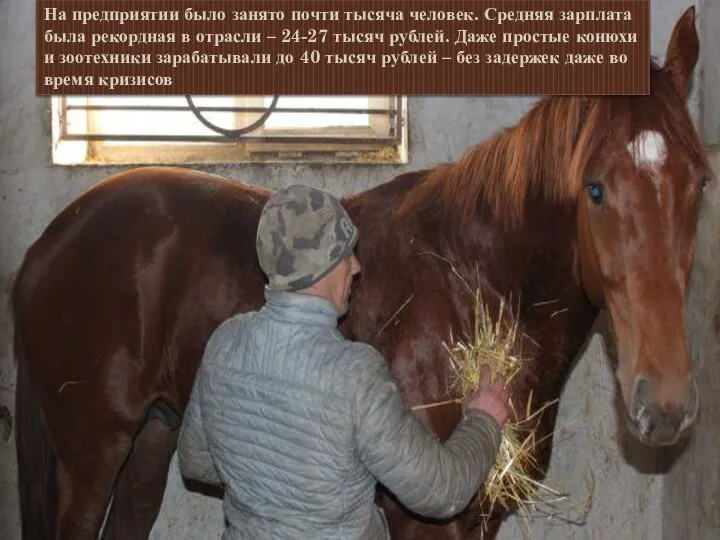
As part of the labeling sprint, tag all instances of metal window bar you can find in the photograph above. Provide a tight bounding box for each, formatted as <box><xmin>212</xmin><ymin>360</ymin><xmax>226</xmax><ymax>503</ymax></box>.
<box><xmin>60</xmin><ymin>96</ymin><xmax>403</xmax><ymax>145</ymax></box>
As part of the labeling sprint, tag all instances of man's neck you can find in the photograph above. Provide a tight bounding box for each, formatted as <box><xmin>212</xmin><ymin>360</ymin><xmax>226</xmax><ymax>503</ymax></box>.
<box><xmin>297</xmin><ymin>283</ymin><xmax>337</xmax><ymax>311</ymax></box>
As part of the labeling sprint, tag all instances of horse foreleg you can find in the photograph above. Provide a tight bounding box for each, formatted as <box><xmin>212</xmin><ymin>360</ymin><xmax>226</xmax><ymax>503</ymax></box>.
<box><xmin>101</xmin><ymin>409</ymin><xmax>179</xmax><ymax>540</ymax></box>
<box><xmin>54</xmin><ymin>440</ymin><xmax>132</xmax><ymax>540</ymax></box>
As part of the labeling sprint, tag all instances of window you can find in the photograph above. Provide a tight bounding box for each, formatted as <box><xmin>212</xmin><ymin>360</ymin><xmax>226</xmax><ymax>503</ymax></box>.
<box><xmin>51</xmin><ymin>95</ymin><xmax>407</xmax><ymax>166</ymax></box>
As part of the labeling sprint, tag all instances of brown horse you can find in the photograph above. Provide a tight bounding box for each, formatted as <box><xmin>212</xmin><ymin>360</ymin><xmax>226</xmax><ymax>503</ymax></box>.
<box><xmin>13</xmin><ymin>8</ymin><xmax>709</xmax><ymax>540</ymax></box>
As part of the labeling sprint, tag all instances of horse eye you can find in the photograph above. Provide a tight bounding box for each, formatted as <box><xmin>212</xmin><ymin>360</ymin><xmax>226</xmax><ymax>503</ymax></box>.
<box><xmin>700</xmin><ymin>178</ymin><xmax>708</xmax><ymax>194</ymax></box>
<box><xmin>587</xmin><ymin>183</ymin><xmax>604</xmax><ymax>204</ymax></box>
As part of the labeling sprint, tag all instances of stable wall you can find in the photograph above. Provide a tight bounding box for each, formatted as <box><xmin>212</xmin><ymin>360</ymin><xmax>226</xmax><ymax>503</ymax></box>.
<box><xmin>1</xmin><ymin>0</ymin><xmax>718</xmax><ymax>538</ymax></box>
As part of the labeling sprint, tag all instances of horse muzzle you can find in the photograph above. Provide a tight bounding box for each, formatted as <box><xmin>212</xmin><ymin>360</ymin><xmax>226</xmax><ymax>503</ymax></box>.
<box><xmin>627</xmin><ymin>375</ymin><xmax>699</xmax><ymax>446</ymax></box>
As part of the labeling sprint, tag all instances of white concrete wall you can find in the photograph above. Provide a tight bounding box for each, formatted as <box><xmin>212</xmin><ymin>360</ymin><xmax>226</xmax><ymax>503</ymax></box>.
<box><xmin>1</xmin><ymin>1</ymin><xmax>718</xmax><ymax>538</ymax></box>
<box><xmin>700</xmin><ymin>0</ymin><xmax>720</xmax><ymax>145</ymax></box>
<box><xmin>660</xmin><ymin>147</ymin><xmax>720</xmax><ymax>540</ymax></box>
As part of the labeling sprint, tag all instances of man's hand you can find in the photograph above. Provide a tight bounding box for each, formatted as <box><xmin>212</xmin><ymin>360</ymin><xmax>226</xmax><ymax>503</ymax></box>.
<box><xmin>463</xmin><ymin>366</ymin><xmax>511</xmax><ymax>427</ymax></box>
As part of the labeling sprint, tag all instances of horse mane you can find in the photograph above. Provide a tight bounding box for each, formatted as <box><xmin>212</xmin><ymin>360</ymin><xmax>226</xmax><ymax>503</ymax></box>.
<box><xmin>395</xmin><ymin>60</ymin><xmax>708</xmax><ymax>229</ymax></box>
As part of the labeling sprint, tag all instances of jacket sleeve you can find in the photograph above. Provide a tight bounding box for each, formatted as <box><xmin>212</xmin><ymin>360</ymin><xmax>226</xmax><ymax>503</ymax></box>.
<box><xmin>352</xmin><ymin>345</ymin><xmax>503</xmax><ymax>520</ymax></box>
<box><xmin>177</xmin><ymin>368</ymin><xmax>222</xmax><ymax>487</ymax></box>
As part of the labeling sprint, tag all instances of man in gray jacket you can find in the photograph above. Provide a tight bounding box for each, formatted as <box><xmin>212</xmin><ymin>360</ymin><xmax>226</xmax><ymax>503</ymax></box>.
<box><xmin>178</xmin><ymin>185</ymin><xmax>510</xmax><ymax>539</ymax></box>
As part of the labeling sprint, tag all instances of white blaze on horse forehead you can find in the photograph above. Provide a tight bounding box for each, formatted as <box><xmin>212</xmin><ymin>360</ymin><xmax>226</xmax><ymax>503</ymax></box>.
<box><xmin>626</xmin><ymin>130</ymin><xmax>667</xmax><ymax>169</ymax></box>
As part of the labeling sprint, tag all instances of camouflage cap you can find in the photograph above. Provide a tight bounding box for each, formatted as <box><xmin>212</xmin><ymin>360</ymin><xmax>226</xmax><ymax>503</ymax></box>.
<box><xmin>256</xmin><ymin>184</ymin><xmax>359</xmax><ymax>291</ymax></box>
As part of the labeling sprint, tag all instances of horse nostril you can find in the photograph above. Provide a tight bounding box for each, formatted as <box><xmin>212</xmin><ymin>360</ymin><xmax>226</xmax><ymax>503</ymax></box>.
<box><xmin>680</xmin><ymin>378</ymin><xmax>700</xmax><ymax>432</ymax></box>
<box><xmin>630</xmin><ymin>376</ymin><xmax>654</xmax><ymax>437</ymax></box>
<box><xmin>632</xmin><ymin>376</ymin><xmax>652</xmax><ymax>411</ymax></box>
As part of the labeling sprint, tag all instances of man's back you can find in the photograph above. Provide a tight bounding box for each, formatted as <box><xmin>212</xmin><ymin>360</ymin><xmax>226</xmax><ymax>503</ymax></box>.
<box><xmin>178</xmin><ymin>184</ymin><xmax>508</xmax><ymax>540</ymax></box>
<box><xmin>193</xmin><ymin>290</ymin><xmax>389</xmax><ymax>539</ymax></box>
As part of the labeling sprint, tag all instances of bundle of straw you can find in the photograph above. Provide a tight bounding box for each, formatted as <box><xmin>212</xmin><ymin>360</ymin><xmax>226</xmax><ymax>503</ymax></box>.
<box><xmin>425</xmin><ymin>289</ymin><xmax>565</xmax><ymax>534</ymax></box>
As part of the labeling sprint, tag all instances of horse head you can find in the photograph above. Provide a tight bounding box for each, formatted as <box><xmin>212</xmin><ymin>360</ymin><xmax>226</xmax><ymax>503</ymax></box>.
<box><xmin>575</xmin><ymin>7</ymin><xmax>711</xmax><ymax>447</ymax></box>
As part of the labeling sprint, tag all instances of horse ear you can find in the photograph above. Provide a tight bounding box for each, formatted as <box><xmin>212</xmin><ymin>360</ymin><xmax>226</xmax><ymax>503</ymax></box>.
<box><xmin>664</xmin><ymin>6</ymin><xmax>699</xmax><ymax>99</ymax></box>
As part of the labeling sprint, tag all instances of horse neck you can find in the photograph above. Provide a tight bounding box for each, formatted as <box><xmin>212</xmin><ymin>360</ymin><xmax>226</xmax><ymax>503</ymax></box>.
<box><xmin>460</xmin><ymin>189</ymin><xmax>601</xmax><ymax>397</ymax></box>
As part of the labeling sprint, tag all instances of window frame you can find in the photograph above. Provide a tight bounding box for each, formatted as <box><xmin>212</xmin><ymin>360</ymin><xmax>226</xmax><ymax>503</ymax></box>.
<box><xmin>51</xmin><ymin>95</ymin><xmax>408</xmax><ymax>166</ymax></box>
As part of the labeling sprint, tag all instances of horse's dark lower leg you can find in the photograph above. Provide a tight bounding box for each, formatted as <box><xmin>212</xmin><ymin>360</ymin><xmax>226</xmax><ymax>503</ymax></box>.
<box><xmin>55</xmin><ymin>458</ymin><xmax>123</xmax><ymax>540</ymax></box>
<box><xmin>101</xmin><ymin>414</ymin><xmax>179</xmax><ymax>540</ymax></box>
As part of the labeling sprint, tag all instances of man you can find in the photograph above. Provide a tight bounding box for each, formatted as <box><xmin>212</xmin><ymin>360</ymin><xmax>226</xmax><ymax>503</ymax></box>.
<box><xmin>178</xmin><ymin>184</ymin><xmax>511</xmax><ymax>539</ymax></box>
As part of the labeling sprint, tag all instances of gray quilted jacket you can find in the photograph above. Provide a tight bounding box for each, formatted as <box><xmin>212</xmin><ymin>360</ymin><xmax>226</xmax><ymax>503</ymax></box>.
<box><xmin>178</xmin><ymin>290</ymin><xmax>502</xmax><ymax>539</ymax></box>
